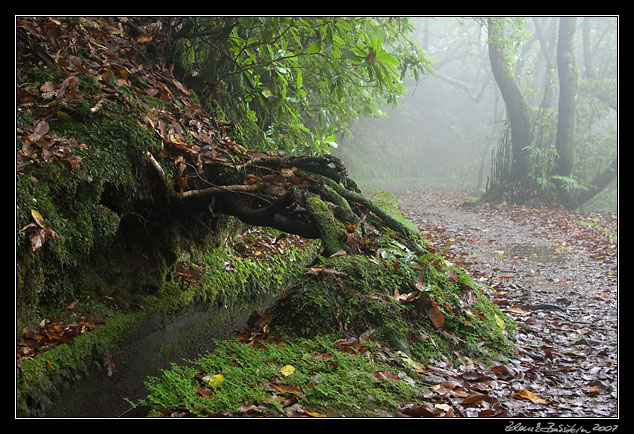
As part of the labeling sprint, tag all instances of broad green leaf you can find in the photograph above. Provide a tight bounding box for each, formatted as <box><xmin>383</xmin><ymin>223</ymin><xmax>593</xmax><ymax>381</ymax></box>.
<box><xmin>376</xmin><ymin>51</ymin><xmax>399</xmax><ymax>67</ymax></box>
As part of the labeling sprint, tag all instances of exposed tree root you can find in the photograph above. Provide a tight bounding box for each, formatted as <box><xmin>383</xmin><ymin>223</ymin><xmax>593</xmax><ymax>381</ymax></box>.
<box><xmin>146</xmin><ymin>150</ymin><xmax>419</xmax><ymax>257</ymax></box>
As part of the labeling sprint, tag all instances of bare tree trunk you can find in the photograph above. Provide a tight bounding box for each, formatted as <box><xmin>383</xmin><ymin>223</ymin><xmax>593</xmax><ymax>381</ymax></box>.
<box><xmin>554</xmin><ymin>17</ymin><xmax>578</xmax><ymax>208</ymax></box>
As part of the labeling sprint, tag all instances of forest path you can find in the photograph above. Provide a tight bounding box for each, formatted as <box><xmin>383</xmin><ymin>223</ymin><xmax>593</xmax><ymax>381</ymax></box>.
<box><xmin>391</xmin><ymin>186</ymin><xmax>618</xmax><ymax>418</ymax></box>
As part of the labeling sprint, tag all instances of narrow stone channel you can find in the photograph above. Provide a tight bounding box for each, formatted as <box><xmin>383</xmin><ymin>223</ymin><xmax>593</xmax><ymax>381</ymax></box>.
<box><xmin>46</xmin><ymin>295</ymin><xmax>277</xmax><ymax>417</ymax></box>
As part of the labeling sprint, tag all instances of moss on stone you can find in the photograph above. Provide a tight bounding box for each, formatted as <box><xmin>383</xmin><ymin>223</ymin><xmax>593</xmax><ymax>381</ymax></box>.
<box><xmin>271</xmin><ymin>243</ymin><xmax>516</xmax><ymax>365</ymax></box>
<box><xmin>305</xmin><ymin>194</ymin><xmax>347</xmax><ymax>257</ymax></box>
<box><xmin>17</xmin><ymin>307</ymin><xmax>146</xmax><ymax>417</ymax></box>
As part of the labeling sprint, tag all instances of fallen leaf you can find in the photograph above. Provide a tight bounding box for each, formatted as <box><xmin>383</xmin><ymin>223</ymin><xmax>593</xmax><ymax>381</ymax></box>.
<box><xmin>507</xmin><ymin>306</ymin><xmax>530</xmax><ymax>315</ymax></box>
<box><xmin>329</xmin><ymin>250</ymin><xmax>347</xmax><ymax>258</ymax></box>
<box><xmin>435</xmin><ymin>403</ymin><xmax>452</xmax><ymax>412</ymax></box>
<box><xmin>31</xmin><ymin>209</ymin><xmax>47</xmax><ymax>228</ymax></box>
<box><xmin>428</xmin><ymin>300</ymin><xmax>445</xmax><ymax>328</ymax></box>
<box><xmin>359</xmin><ymin>329</ymin><xmax>376</xmax><ymax>342</ymax></box>
<box><xmin>491</xmin><ymin>364</ymin><xmax>516</xmax><ymax>379</ymax></box>
<box><xmin>303</xmin><ymin>409</ymin><xmax>327</xmax><ymax>417</ymax></box>
<box><xmin>272</xmin><ymin>384</ymin><xmax>303</xmax><ymax>396</ymax></box>
<box><xmin>65</xmin><ymin>299</ymin><xmax>80</xmax><ymax>310</ymax></box>
<box><xmin>195</xmin><ymin>385</ymin><xmax>214</xmax><ymax>398</ymax></box>
<box><xmin>334</xmin><ymin>336</ymin><xmax>362</xmax><ymax>353</ymax></box>
<box><xmin>397</xmin><ymin>351</ymin><xmax>422</xmax><ymax>370</ymax></box>
<box><xmin>136</xmin><ymin>33</ymin><xmax>153</xmax><ymax>43</ymax></box>
<box><xmin>399</xmin><ymin>403</ymin><xmax>435</xmax><ymax>417</ymax></box>
<box><xmin>461</xmin><ymin>393</ymin><xmax>488</xmax><ymax>405</ymax></box>
<box><xmin>105</xmin><ymin>356</ymin><xmax>115</xmax><ymax>377</ymax></box>
<box><xmin>581</xmin><ymin>384</ymin><xmax>602</xmax><ymax>395</ymax></box>
<box><xmin>307</xmin><ymin>267</ymin><xmax>342</xmax><ymax>275</ymax></box>
<box><xmin>494</xmin><ymin>314</ymin><xmax>506</xmax><ymax>330</ymax></box>
<box><xmin>312</xmin><ymin>353</ymin><xmax>333</xmax><ymax>361</ymax></box>
<box><xmin>373</xmin><ymin>370</ymin><xmax>400</xmax><ymax>381</ymax></box>
<box><xmin>280</xmin><ymin>365</ymin><xmax>296</xmax><ymax>377</ymax></box>
<box><xmin>513</xmin><ymin>389</ymin><xmax>549</xmax><ymax>404</ymax></box>
<box><xmin>202</xmin><ymin>374</ymin><xmax>224</xmax><ymax>387</ymax></box>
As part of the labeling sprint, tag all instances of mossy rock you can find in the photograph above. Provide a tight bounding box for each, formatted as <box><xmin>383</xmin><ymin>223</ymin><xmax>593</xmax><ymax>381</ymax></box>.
<box><xmin>271</xmin><ymin>244</ymin><xmax>516</xmax><ymax>364</ymax></box>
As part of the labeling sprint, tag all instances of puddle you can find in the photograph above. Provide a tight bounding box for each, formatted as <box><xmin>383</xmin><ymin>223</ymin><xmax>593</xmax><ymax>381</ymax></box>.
<box><xmin>504</xmin><ymin>243</ymin><xmax>566</xmax><ymax>264</ymax></box>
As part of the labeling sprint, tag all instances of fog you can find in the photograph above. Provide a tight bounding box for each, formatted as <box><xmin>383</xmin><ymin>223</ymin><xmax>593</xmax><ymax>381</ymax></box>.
<box><xmin>337</xmin><ymin>17</ymin><xmax>617</xmax><ymax>209</ymax></box>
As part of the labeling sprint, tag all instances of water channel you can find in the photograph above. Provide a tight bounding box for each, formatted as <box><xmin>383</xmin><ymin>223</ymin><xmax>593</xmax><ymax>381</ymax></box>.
<box><xmin>45</xmin><ymin>294</ymin><xmax>278</xmax><ymax>417</ymax></box>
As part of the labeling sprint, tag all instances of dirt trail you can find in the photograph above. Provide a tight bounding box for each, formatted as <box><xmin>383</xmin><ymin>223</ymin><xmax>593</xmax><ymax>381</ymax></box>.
<box><xmin>391</xmin><ymin>186</ymin><xmax>618</xmax><ymax>418</ymax></box>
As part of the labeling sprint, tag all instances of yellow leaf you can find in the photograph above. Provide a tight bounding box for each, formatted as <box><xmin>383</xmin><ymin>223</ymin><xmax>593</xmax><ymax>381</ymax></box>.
<box><xmin>280</xmin><ymin>365</ymin><xmax>295</xmax><ymax>377</ymax></box>
<box><xmin>304</xmin><ymin>410</ymin><xmax>327</xmax><ymax>417</ymax></box>
<box><xmin>136</xmin><ymin>33</ymin><xmax>153</xmax><ymax>43</ymax></box>
<box><xmin>31</xmin><ymin>209</ymin><xmax>46</xmax><ymax>228</ymax></box>
<box><xmin>435</xmin><ymin>403</ymin><xmax>452</xmax><ymax>412</ymax></box>
<box><xmin>56</xmin><ymin>110</ymin><xmax>73</xmax><ymax>121</ymax></box>
<box><xmin>495</xmin><ymin>314</ymin><xmax>506</xmax><ymax>330</ymax></box>
<box><xmin>203</xmin><ymin>374</ymin><xmax>224</xmax><ymax>387</ymax></box>
<box><xmin>169</xmin><ymin>133</ymin><xmax>185</xmax><ymax>145</ymax></box>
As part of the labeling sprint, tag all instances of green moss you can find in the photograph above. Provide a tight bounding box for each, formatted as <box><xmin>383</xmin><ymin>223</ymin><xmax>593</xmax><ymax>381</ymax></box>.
<box><xmin>305</xmin><ymin>194</ymin><xmax>346</xmax><ymax>256</ymax></box>
<box><xmin>29</xmin><ymin>64</ymin><xmax>63</xmax><ymax>84</ymax></box>
<box><xmin>16</xmin><ymin>226</ymin><xmax>317</xmax><ymax>417</ymax></box>
<box><xmin>140</xmin><ymin>94</ymin><xmax>168</xmax><ymax>109</ymax></box>
<box><xmin>271</xmin><ymin>241</ymin><xmax>515</xmax><ymax>365</ymax></box>
<box><xmin>17</xmin><ymin>306</ymin><xmax>147</xmax><ymax>417</ymax></box>
<box><xmin>16</xmin><ymin>93</ymin><xmax>166</xmax><ymax>325</ymax></box>
<box><xmin>141</xmin><ymin>334</ymin><xmax>421</xmax><ymax>417</ymax></box>
<box><xmin>78</xmin><ymin>74</ymin><xmax>101</xmax><ymax>95</ymax></box>
<box><xmin>317</xmin><ymin>181</ymin><xmax>351</xmax><ymax>210</ymax></box>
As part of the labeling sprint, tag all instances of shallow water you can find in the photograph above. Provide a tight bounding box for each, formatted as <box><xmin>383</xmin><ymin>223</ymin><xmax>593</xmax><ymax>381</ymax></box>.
<box><xmin>45</xmin><ymin>295</ymin><xmax>277</xmax><ymax>418</ymax></box>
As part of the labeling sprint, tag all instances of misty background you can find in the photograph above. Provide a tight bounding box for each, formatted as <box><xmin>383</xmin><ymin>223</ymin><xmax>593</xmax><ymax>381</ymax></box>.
<box><xmin>335</xmin><ymin>17</ymin><xmax>617</xmax><ymax>211</ymax></box>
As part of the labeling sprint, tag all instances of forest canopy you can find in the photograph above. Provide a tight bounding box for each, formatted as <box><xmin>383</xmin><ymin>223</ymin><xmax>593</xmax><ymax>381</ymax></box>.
<box><xmin>339</xmin><ymin>17</ymin><xmax>617</xmax><ymax>211</ymax></box>
<box><xmin>167</xmin><ymin>17</ymin><xmax>432</xmax><ymax>154</ymax></box>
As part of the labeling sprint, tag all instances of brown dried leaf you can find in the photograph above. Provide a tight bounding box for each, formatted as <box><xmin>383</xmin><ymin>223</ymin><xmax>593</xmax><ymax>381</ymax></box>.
<box><xmin>399</xmin><ymin>403</ymin><xmax>435</xmax><ymax>417</ymax></box>
<box><xmin>195</xmin><ymin>385</ymin><xmax>214</xmax><ymax>398</ymax></box>
<box><xmin>272</xmin><ymin>384</ymin><xmax>303</xmax><ymax>396</ymax></box>
<box><xmin>513</xmin><ymin>389</ymin><xmax>549</xmax><ymax>404</ymax></box>
<box><xmin>372</xmin><ymin>370</ymin><xmax>400</xmax><ymax>381</ymax></box>
<box><xmin>428</xmin><ymin>299</ymin><xmax>445</xmax><ymax>328</ymax></box>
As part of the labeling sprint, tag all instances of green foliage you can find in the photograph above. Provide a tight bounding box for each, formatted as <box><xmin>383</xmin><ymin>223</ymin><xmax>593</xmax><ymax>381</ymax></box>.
<box><xmin>173</xmin><ymin>17</ymin><xmax>431</xmax><ymax>155</ymax></box>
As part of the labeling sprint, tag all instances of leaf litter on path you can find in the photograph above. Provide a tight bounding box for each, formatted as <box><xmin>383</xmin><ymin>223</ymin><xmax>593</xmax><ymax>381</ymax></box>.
<box><xmin>391</xmin><ymin>186</ymin><xmax>618</xmax><ymax>418</ymax></box>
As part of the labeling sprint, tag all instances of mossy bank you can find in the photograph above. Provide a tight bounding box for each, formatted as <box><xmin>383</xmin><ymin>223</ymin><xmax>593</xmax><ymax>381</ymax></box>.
<box><xmin>135</xmin><ymin>239</ymin><xmax>517</xmax><ymax>417</ymax></box>
<box><xmin>16</xmin><ymin>61</ymin><xmax>317</xmax><ymax>416</ymax></box>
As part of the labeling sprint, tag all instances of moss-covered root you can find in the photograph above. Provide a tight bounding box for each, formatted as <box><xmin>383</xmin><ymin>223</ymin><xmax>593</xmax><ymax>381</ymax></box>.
<box><xmin>305</xmin><ymin>194</ymin><xmax>347</xmax><ymax>257</ymax></box>
<box><xmin>319</xmin><ymin>176</ymin><xmax>419</xmax><ymax>241</ymax></box>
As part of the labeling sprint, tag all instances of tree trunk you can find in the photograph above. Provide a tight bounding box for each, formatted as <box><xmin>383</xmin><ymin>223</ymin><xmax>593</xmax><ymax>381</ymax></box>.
<box><xmin>554</xmin><ymin>17</ymin><xmax>578</xmax><ymax>208</ymax></box>
<box><xmin>487</xmin><ymin>18</ymin><xmax>532</xmax><ymax>185</ymax></box>
<box><xmin>582</xmin><ymin>17</ymin><xmax>597</xmax><ymax>80</ymax></box>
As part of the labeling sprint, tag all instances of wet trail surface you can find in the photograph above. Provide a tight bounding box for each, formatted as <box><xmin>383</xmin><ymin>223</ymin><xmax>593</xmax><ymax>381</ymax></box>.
<box><xmin>391</xmin><ymin>186</ymin><xmax>618</xmax><ymax>418</ymax></box>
